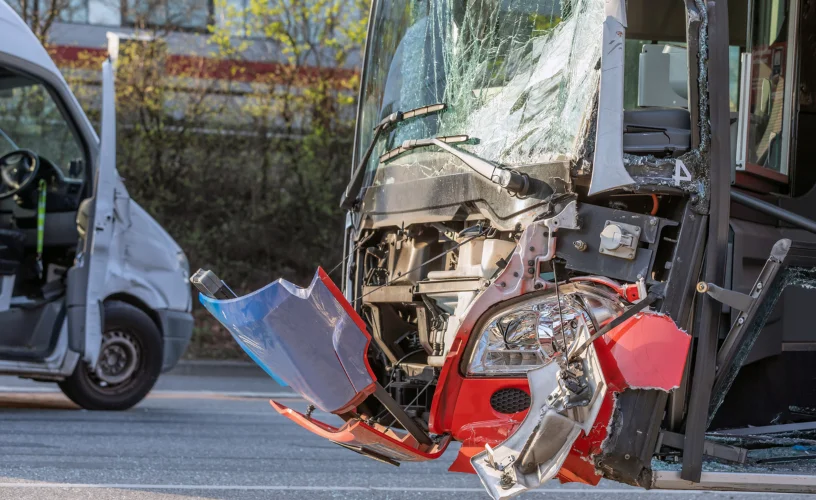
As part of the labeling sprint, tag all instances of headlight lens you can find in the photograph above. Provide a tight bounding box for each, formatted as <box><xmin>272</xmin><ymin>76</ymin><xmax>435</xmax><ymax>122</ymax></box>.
<box><xmin>466</xmin><ymin>286</ymin><xmax>624</xmax><ymax>376</ymax></box>
<box><xmin>177</xmin><ymin>250</ymin><xmax>190</xmax><ymax>277</ymax></box>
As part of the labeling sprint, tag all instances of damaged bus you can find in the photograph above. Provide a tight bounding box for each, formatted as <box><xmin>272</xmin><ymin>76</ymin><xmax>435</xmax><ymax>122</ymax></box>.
<box><xmin>195</xmin><ymin>0</ymin><xmax>816</xmax><ymax>496</ymax></box>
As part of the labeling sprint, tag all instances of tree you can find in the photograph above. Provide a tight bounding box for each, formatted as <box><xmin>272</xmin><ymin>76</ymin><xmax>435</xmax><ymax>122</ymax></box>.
<box><xmin>7</xmin><ymin>0</ymin><xmax>79</xmax><ymax>43</ymax></box>
<box><xmin>9</xmin><ymin>0</ymin><xmax>369</xmax><ymax>358</ymax></box>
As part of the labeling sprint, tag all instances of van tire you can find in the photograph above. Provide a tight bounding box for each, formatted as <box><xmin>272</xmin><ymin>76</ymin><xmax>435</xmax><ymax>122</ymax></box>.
<box><xmin>58</xmin><ymin>301</ymin><xmax>163</xmax><ymax>411</ymax></box>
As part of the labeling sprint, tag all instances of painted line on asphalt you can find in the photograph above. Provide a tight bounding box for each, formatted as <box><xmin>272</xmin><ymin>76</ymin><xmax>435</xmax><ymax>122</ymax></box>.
<box><xmin>0</xmin><ymin>386</ymin><xmax>300</xmax><ymax>400</ymax></box>
<box><xmin>0</xmin><ymin>483</ymin><xmax>779</xmax><ymax>495</ymax></box>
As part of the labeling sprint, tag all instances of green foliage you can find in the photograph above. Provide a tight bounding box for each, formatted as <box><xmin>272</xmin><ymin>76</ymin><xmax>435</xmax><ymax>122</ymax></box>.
<box><xmin>67</xmin><ymin>0</ymin><xmax>369</xmax><ymax>356</ymax></box>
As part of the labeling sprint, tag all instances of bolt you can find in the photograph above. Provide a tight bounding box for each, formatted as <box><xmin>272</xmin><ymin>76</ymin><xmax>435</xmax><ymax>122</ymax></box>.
<box><xmin>637</xmin><ymin>274</ymin><xmax>643</xmax><ymax>280</ymax></box>
<box><xmin>529</xmin><ymin>246</ymin><xmax>535</xmax><ymax>252</ymax></box>
<box><xmin>534</xmin><ymin>283</ymin><xmax>543</xmax><ymax>290</ymax></box>
<box><xmin>757</xmin><ymin>282</ymin><xmax>763</xmax><ymax>291</ymax></box>
<box><xmin>574</xmin><ymin>240</ymin><xmax>588</xmax><ymax>252</ymax></box>
<box><xmin>528</xmin><ymin>268</ymin><xmax>535</xmax><ymax>275</ymax></box>
<box><xmin>650</xmin><ymin>218</ymin><xmax>657</xmax><ymax>226</ymax></box>
<box><xmin>499</xmin><ymin>471</ymin><xmax>515</xmax><ymax>490</ymax></box>
<box><xmin>528</xmin><ymin>260</ymin><xmax>535</xmax><ymax>266</ymax></box>
<box><xmin>624</xmin><ymin>454</ymin><xmax>631</xmax><ymax>460</ymax></box>
<box><xmin>500</xmin><ymin>282</ymin><xmax>506</xmax><ymax>288</ymax></box>
<box><xmin>738</xmin><ymin>317</ymin><xmax>745</xmax><ymax>325</ymax></box>
<box><xmin>513</xmin><ymin>272</ymin><xmax>519</xmax><ymax>278</ymax></box>
<box><xmin>696</xmin><ymin>282</ymin><xmax>709</xmax><ymax>293</ymax></box>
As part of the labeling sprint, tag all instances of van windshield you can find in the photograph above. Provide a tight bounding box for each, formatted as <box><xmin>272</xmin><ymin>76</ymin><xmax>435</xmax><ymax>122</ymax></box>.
<box><xmin>356</xmin><ymin>0</ymin><xmax>604</xmax><ymax>191</ymax></box>
<box><xmin>0</xmin><ymin>74</ymin><xmax>84</xmax><ymax>179</ymax></box>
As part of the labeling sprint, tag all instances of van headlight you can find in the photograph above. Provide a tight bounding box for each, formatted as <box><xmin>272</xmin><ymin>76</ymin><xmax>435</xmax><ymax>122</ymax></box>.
<box><xmin>466</xmin><ymin>286</ymin><xmax>625</xmax><ymax>376</ymax></box>
<box><xmin>177</xmin><ymin>250</ymin><xmax>190</xmax><ymax>277</ymax></box>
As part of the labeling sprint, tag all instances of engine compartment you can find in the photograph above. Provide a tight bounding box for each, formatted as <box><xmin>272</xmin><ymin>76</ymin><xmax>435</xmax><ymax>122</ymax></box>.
<box><xmin>348</xmin><ymin>189</ymin><xmax>686</xmax><ymax>433</ymax></box>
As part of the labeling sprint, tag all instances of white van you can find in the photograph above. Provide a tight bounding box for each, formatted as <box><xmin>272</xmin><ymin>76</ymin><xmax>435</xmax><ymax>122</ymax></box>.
<box><xmin>0</xmin><ymin>3</ymin><xmax>193</xmax><ymax>410</ymax></box>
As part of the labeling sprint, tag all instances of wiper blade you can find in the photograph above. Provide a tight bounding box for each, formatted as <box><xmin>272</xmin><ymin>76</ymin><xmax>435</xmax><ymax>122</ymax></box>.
<box><xmin>380</xmin><ymin>135</ymin><xmax>530</xmax><ymax>196</ymax></box>
<box><xmin>339</xmin><ymin>103</ymin><xmax>446</xmax><ymax>210</ymax></box>
<box><xmin>378</xmin><ymin>135</ymin><xmax>469</xmax><ymax>163</ymax></box>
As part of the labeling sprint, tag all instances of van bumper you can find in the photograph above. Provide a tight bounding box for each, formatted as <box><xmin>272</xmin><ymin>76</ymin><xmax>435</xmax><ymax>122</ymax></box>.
<box><xmin>156</xmin><ymin>309</ymin><xmax>194</xmax><ymax>372</ymax></box>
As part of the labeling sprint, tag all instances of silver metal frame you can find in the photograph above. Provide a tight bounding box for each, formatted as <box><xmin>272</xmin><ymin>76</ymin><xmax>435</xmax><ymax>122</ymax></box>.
<box><xmin>0</xmin><ymin>276</ymin><xmax>12</xmax><ymax>312</ymax></box>
<box><xmin>654</xmin><ymin>471</ymin><xmax>816</xmax><ymax>494</ymax></box>
<box><xmin>780</xmin><ymin>0</ymin><xmax>801</xmax><ymax>176</ymax></box>
<box><xmin>735</xmin><ymin>53</ymin><xmax>752</xmax><ymax>170</ymax></box>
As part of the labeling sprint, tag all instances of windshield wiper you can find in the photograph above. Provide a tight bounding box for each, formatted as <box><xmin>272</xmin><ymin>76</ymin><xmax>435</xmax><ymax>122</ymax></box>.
<box><xmin>380</xmin><ymin>136</ymin><xmax>530</xmax><ymax>196</ymax></box>
<box><xmin>339</xmin><ymin>103</ymin><xmax>446</xmax><ymax>210</ymax></box>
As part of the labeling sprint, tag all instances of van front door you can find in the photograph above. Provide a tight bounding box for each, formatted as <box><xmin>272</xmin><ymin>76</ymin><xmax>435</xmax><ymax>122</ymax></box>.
<box><xmin>80</xmin><ymin>59</ymin><xmax>122</xmax><ymax>366</ymax></box>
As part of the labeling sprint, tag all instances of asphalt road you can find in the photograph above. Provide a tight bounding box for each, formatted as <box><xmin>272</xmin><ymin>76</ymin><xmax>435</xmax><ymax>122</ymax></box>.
<box><xmin>0</xmin><ymin>365</ymin><xmax>813</xmax><ymax>500</ymax></box>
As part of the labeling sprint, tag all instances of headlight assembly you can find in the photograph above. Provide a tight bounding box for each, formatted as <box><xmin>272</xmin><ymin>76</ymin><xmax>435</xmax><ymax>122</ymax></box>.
<box><xmin>466</xmin><ymin>285</ymin><xmax>624</xmax><ymax>376</ymax></box>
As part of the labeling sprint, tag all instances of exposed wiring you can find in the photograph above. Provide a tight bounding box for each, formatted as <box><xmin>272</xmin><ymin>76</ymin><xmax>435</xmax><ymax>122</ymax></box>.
<box><xmin>551</xmin><ymin>263</ymin><xmax>569</xmax><ymax>360</ymax></box>
<box><xmin>353</xmin><ymin>225</ymin><xmax>490</xmax><ymax>305</ymax></box>
<box><xmin>382</xmin><ymin>348</ymin><xmax>426</xmax><ymax>391</ymax></box>
<box><xmin>327</xmin><ymin>231</ymin><xmax>376</xmax><ymax>278</ymax></box>
<box><xmin>569</xmin><ymin>293</ymin><xmax>659</xmax><ymax>361</ymax></box>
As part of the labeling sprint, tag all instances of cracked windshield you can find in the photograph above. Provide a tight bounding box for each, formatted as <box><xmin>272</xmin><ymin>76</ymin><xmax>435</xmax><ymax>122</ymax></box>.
<box><xmin>357</xmin><ymin>0</ymin><xmax>604</xmax><ymax>189</ymax></box>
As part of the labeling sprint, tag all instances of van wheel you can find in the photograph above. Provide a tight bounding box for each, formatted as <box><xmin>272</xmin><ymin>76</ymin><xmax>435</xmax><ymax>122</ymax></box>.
<box><xmin>59</xmin><ymin>301</ymin><xmax>163</xmax><ymax>411</ymax></box>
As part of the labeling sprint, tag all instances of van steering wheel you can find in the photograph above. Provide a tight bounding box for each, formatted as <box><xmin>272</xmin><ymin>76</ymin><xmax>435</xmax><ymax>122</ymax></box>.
<box><xmin>0</xmin><ymin>149</ymin><xmax>40</xmax><ymax>200</ymax></box>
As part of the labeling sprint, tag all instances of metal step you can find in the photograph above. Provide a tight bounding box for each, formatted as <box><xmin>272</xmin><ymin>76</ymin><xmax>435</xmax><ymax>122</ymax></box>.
<box><xmin>653</xmin><ymin>471</ymin><xmax>816</xmax><ymax>494</ymax></box>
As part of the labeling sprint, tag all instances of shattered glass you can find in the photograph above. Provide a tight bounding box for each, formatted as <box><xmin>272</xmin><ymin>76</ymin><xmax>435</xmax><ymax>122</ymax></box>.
<box><xmin>357</xmin><ymin>0</ymin><xmax>604</xmax><ymax>191</ymax></box>
<box><xmin>708</xmin><ymin>267</ymin><xmax>816</xmax><ymax>424</ymax></box>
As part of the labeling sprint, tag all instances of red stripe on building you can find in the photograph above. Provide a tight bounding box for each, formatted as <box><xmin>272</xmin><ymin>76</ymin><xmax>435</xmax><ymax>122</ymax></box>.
<box><xmin>50</xmin><ymin>45</ymin><xmax>357</xmax><ymax>85</ymax></box>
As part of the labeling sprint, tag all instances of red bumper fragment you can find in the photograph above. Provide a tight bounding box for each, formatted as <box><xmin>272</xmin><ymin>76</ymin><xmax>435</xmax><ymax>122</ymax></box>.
<box><xmin>438</xmin><ymin>312</ymin><xmax>691</xmax><ymax>483</ymax></box>
<box><xmin>271</xmin><ymin>400</ymin><xmax>450</xmax><ymax>462</ymax></box>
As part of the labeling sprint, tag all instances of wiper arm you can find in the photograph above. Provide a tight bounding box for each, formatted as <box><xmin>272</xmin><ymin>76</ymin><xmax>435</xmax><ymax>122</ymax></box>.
<box><xmin>380</xmin><ymin>135</ymin><xmax>530</xmax><ymax>196</ymax></box>
<box><xmin>339</xmin><ymin>103</ymin><xmax>446</xmax><ymax>210</ymax></box>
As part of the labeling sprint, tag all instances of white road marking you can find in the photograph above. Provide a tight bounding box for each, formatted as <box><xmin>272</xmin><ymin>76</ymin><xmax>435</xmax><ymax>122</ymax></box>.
<box><xmin>0</xmin><ymin>386</ymin><xmax>300</xmax><ymax>399</ymax></box>
<box><xmin>0</xmin><ymin>483</ymin><xmax>778</xmax><ymax>495</ymax></box>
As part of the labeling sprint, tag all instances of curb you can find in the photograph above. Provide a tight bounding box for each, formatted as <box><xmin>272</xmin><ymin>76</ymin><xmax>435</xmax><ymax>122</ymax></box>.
<box><xmin>170</xmin><ymin>360</ymin><xmax>267</xmax><ymax>378</ymax></box>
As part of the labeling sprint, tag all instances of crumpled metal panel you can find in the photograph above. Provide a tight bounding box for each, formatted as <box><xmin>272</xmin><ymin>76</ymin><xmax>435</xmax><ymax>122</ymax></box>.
<box><xmin>199</xmin><ymin>268</ymin><xmax>375</xmax><ymax>414</ymax></box>
<box><xmin>470</xmin><ymin>363</ymin><xmax>585</xmax><ymax>499</ymax></box>
<box><xmin>595</xmin><ymin>313</ymin><xmax>691</xmax><ymax>391</ymax></box>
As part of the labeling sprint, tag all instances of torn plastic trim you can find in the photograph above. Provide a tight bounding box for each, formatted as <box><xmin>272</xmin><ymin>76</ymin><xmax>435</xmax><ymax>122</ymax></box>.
<box><xmin>471</xmin><ymin>320</ymin><xmax>607</xmax><ymax>499</ymax></box>
<box><xmin>589</xmin><ymin>0</ymin><xmax>635</xmax><ymax>196</ymax></box>
<box><xmin>271</xmin><ymin>400</ymin><xmax>451</xmax><ymax>463</ymax></box>
<box><xmin>588</xmin><ymin>0</ymin><xmax>713</xmax><ymax>208</ymax></box>
<box><xmin>199</xmin><ymin>267</ymin><xmax>376</xmax><ymax>414</ymax></box>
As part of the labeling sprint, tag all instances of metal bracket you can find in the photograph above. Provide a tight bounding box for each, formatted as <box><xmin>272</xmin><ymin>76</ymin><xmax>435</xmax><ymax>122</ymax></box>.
<box><xmin>708</xmin><ymin>239</ymin><xmax>791</xmax><ymax>423</ymax></box>
<box><xmin>541</xmin><ymin>200</ymin><xmax>580</xmax><ymax>258</ymax></box>
<box><xmin>696</xmin><ymin>282</ymin><xmax>755</xmax><ymax>312</ymax></box>
<box><xmin>373</xmin><ymin>383</ymin><xmax>433</xmax><ymax>447</ymax></box>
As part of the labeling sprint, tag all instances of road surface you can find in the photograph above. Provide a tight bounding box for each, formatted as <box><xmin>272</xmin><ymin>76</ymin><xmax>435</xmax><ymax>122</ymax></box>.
<box><xmin>0</xmin><ymin>364</ymin><xmax>812</xmax><ymax>499</ymax></box>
